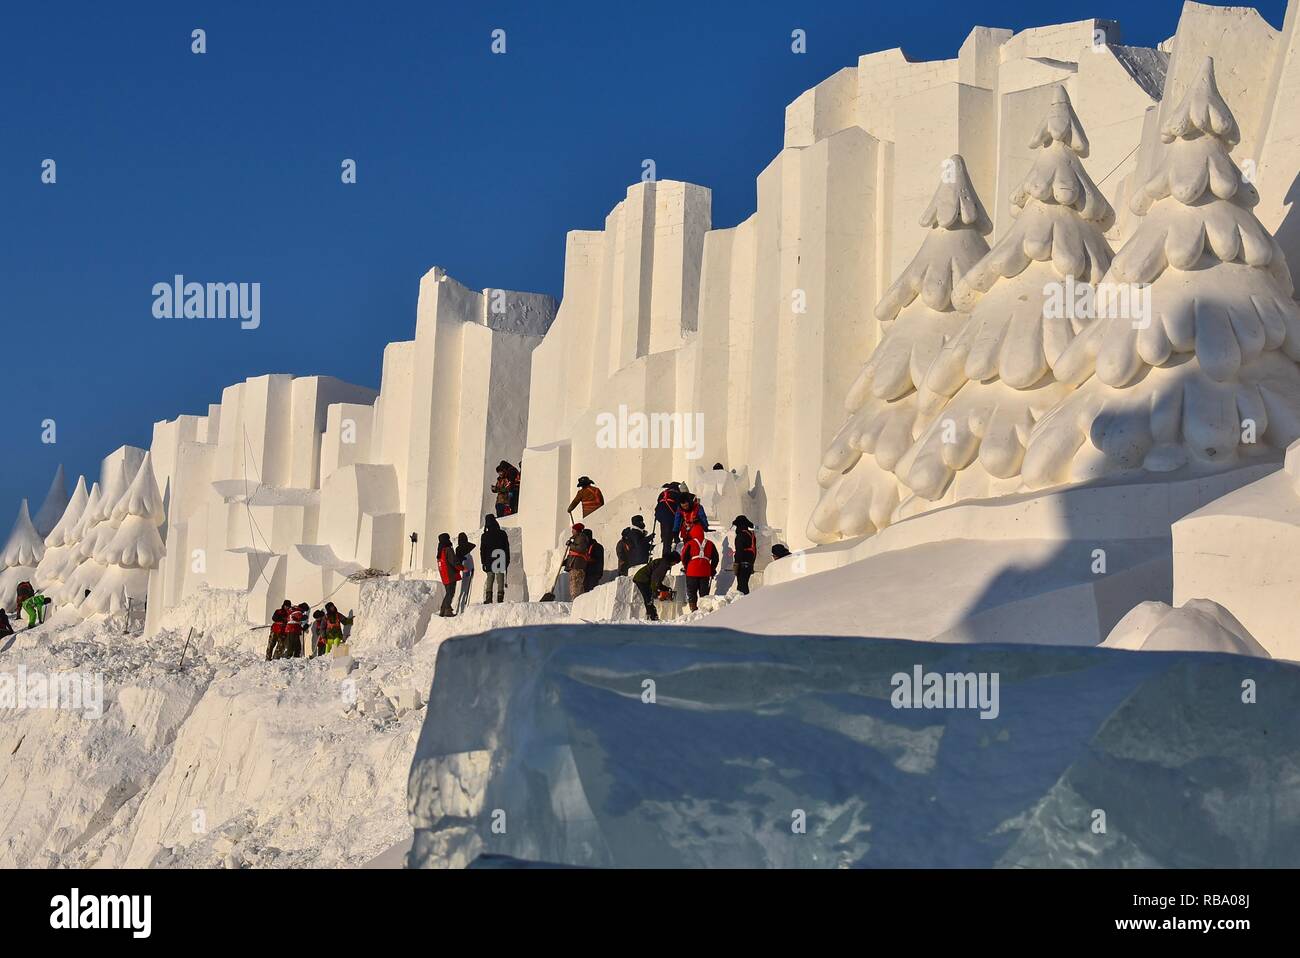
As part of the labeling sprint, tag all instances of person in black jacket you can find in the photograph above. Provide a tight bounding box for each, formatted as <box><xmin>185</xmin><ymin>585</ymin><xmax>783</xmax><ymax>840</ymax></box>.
<box><xmin>586</xmin><ymin>535</ymin><xmax>605</xmax><ymax>594</ymax></box>
<box><xmin>480</xmin><ymin>514</ymin><xmax>510</xmax><ymax>603</ymax></box>
<box><xmin>731</xmin><ymin>515</ymin><xmax>758</xmax><ymax>595</ymax></box>
<box><xmin>632</xmin><ymin>551</ymin><xmax>680</xmax><ymax>621</ymax></box>
<box><xmin>653</xmin><ymin>483</ymin><xmax>681</xmax><ymax>558</ymax></box>
<box><xmin>616</xmin><ymin>515</ymin><xmax>653</xmax><ymax>575</ymax></box>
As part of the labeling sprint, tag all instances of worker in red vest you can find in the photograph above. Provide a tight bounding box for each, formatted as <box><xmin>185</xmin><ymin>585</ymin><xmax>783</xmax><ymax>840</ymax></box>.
<box><xmin>681</xmin><ymin>524</ymin><xmax>719</xmax><ymax>612</ymax></box>
<box><xmin>673</xmin><ymin>492</ymin><xmax>709</xmax><ymax>542</ymax></box>
<box><xmin>731</xmin><ymin>515</ymin><xmax>757</xmax><ymax>595</ymax></box>
<box><xmin>563</xmin><ymin>523</ymin><xmax>593</xmax><ymax>598</ymax></box>
<box><xmin>267</xmin><ymin>601</ymin><xmax>290</xmax><ymax>660</ymax></box>
<box><xmin>654</xmin><ymin>483</ymin><xmax>682</xmax><ymax>558</ymax></box>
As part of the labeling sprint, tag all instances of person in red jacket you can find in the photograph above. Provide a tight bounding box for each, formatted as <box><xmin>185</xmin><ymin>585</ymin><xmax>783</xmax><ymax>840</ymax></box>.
<box><xmin>681</xmin><ymin>524</ymin><xmax>719</xmax><ymax>612</ymax></box>
<box><xmin>436</xmin><ymin>532</ymin><xmax>461</xmax><ymax>617</ymax></box>
<box><xmin>283</xmin><ymin>602</ymin><xmax>307</xmax><ymax>658</ymax></box>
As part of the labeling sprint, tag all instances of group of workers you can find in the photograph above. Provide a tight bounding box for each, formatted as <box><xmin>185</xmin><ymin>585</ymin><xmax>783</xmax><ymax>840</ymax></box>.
<box><xmin>266</xmin><ymin>600</ymin><xmax>353</xmax><ymax>660</ymax></box>
<box><xmin>560</xmin><ymin>471</ymin><xmax>782</xmax><ymax>620</ymax></box>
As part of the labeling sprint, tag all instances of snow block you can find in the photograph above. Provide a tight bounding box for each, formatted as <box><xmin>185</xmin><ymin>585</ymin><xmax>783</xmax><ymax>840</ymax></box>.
<box><xmin>409</xmin><ymin>624</ymin><xmax>1300</xmax><ymax>868</ymax></box>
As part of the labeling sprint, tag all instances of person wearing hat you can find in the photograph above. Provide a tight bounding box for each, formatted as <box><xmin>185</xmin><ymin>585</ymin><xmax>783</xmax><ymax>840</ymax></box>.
<box><xmin>673</xmin><ymin>491</ymin><xmax>709</xmax><ymax>541</ymax></box>
<box><xmin>731</xmin><ymin>515</ymin><xmax>757</xmax><ymax>595</ymax></box>
<box><xmin>567</xmin><ymin>476</ymin><xmax>605</xmax><ymax>519</ymax></box>
<box><xmin>616</xmin><ymin>514</ymin><xmax>653</xmax><ymax>575</ymax></box>
<box><xmin>654</xmin><ymin>482</ymin><xmax>682</xmax><ymax>558</ymax></box>
<box><xmin>563</xmin><ymin>522</ymin><xmax>593</xmax><ymax>598</ymax></box>
<box><xmin>681</xmin><ymin>524</ymin><xmax>719</xmax><ymax>612</ymax></box>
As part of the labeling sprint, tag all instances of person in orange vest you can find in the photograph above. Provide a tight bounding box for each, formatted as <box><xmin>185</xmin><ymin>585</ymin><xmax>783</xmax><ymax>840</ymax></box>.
<box><xmin>437</xmin><ymin>532</ymin><xmax>461</xmax><ymax>617</ymax></box>
<box><xmin>681</xmin><ymin>524</ymin><xmax>719</xmax><ymax>612</ymax></box>
<box><xmin>563</xmin><ymin>523</ymin><xmax>592</xmax><ymax>598</ymax></box>
<box><xmin>731</xmin><ymin>515</ymin><xmax>757</xmax><ymax>595</ymax></box>
<box><xmin>673</xmin><ymin>492</ymin><xmax>709</xmax><ymax>541</ymax></box>
<box><xmin>567</xmin><ymin>476</ymin><xmax>605</xmax><ymax>519</ymax></box>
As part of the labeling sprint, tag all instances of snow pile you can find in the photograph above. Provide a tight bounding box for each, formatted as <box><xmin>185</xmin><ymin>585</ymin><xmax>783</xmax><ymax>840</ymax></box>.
<box><xmin>1102</xmin><ymin>598</ymin><xmax>1270</xmax><ymax>657</ymax></box>
<box><xmin>408</xmin><ymin>624</ymin><xmax>1300</xmax><ymax>868</ymax></box>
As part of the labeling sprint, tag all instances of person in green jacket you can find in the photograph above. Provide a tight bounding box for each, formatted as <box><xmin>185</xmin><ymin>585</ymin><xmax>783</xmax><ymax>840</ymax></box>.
<box><xmin>22</xmin><ymin>593</ymin><xmax>51</xmax><ymax>629</ymax></box>
<box><xmin>322</xmin><ymin>602</ymin><xmax>353</xmax><ymax>653</ymax></box>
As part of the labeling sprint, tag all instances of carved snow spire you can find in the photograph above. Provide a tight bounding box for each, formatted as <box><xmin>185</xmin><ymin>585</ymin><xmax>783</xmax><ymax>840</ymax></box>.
<box><xmin>33</xmin><ymin>464</ymin><xmax>68</xmax><ymax>538</ymax></box>
<box><xmin>1</xmin><ymin>500</ymin><xmax>44</xmax><ymax>569</ymax></box>
<box><xmin>1007</xmin><ymin>86</ymin><xmax>1111</xmax><ymax>224</ymax></box>
<box><xmin>873</xmin><ymin>156</ymin><xmax>992</xmax><ymax>328</ymax></box>
<box><xmin>1160</xmin><ymin>56</ymin><xmax>1240</xmax><ymax>146</ymax></box>
<box><xmin>1027</xmin><ymin>84</ymin><xmax>1090</xmax><ymax>155</ymax></box>
<box><xmin>43</xmin><ymin>475</ymin><xmax>89</xmax><ymax>549</ymax></box>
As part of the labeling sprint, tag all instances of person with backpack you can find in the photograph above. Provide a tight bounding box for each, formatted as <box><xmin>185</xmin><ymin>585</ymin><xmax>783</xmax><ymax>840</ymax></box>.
<box><xmin>654</xmin><ymin>483</ymin><xmax>682</xmax><ymax>558</ymax></box>
<box><xmin>480</xmin><ymin>514</ymin><xmax>510</xmax><ymax>603</ymax></box>
<box><xmin>673</xmin><ymin>492</ymin><xmax>709</xmax><ymax>541</ymax></box>
<box><xmin>22</xmin><ymin>592</ymin><xmax>51</xmax><ymax>629</ymax></box>
<box><xmin>322</xmin><ymin>603</ymin><xmax>353</xmax><ymax>653</ymax></box>
<box><xmin>618</xmin><ymin>512</ymin><xmax>655</xmax><ymax>571</ymax></box>
<box><xmin>585</xmin><ymin>534</ymin><xmax>605</xmax><ymax>594</ymax></box>
<box><xmin>632</xmin><ymin>550</ymin><xmax>680</xmax><ymax>621</ymax></box>
<box><xmin>455</xmin><ymin>532</ymin><xmax>476</xmax><ymax>614</ymax></box>
<box><xmin>567</xmin><ymin>476</ymin><xmax>604</xmax><ymax>519</ymax></box>
<box><xmin>310</xmin><ymin>609</ymin><xmax>326</xmax><ymax>657</ymax></box>
<box><xmin>13</xmin><ymin>580</ymin><xmax>34</xmax><ymax>616</ymax></box>
<box><xmin>492</xmin><ymin>461</ymin><xmax>521</xmax><ymax>517</ymax></box>
<box><xmin>731</xmin><ymin>515</ymin><xmax>757</xmax><ymax>596</ymax></box>
<box><xmin>562</xmin><ymin>523</ymin><xmax>592</xmax><ymax>599</ymax></box>
<box><xmin>267</xmin><ymin>601</ymin><xmax>291</xmax><ymax>660</ymax></box>
<box><xmin>436</xmin><ymin>532</ymin><xmax>460</xmax><ymax>617</ymax></box>
<box><xmin>681</xmin><ymin>525</ymin><xmax>719</xmax><ymax>612</ymax></box>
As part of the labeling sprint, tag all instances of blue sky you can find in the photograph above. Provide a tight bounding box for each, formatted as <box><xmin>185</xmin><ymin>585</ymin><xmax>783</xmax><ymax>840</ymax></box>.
<box><xmin>1</xmin><ymin>0</ymin><xmax>1287</xmax><ymax>516</ymax></box>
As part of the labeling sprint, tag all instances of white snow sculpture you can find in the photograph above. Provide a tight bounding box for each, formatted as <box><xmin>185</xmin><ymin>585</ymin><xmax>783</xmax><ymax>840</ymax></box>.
<box><xmin>32</xmin><ymin>465</ymin><xmax>68</xmax><ymax>538</ymax></box>
<box><xmin>1024</xmin><ymin>58</ymin><xmax>1300</xmax><ymax>486</ymax></box>
<box><xmin>809</xmin><ymin>155</ymin><xmax>991</xmax><ymax>541</ymax></box>
<box><xmin>1102</xmin><ymin>598</ymin><xmax>1269</xmax><ymax>658</ymax></box>
<box><xmin>55</xmin><ymin>481</ymin><xmax>102</xmax><ymax>605</ymax></box>
<box><xmin>34</xmin><ymin>475</ymin><xmax>89</xmax><ymax>599</ymax></box>
<box><xmin>82</xmin><ymin>453</ymin><xmax>166</xmax><ymax>615</ymax></box>
<box><xmin>899</xmin><ymin>87</ymin><xmax>1114</xmax><ymax>501</ymax></box>
<box><xmin>0</xmin><ymin>500</ymin><xmax>45</xmax><ymax>607</ymax></box>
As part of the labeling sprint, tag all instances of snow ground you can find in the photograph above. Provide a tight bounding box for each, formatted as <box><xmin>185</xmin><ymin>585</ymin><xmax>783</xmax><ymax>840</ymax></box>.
<box><xmin>0</xmin><ymin>535</ymin><xmax>1282</xmax><ymax>868</ymax></box>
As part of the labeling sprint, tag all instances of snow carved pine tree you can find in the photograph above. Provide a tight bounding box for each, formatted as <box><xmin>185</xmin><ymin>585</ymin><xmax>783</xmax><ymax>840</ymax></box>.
<box><xmin>897</xmin><ymin>86</ymin><xmax>1115</xmax><ymax>502</ymax></box>
<box><xmin>808</xmin><ymin>155</ymin><xmax>991</xmax><ymax>542</ymax></box>
<box><xmin>82</xmin><ymin>452</ymin><xmax>165</xmax><ymax>615</ymax></box>
<box><xmin>1024</xmin><ymin>57</ymin><xmax>1300</xmax><ymax>486</ymax></box>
